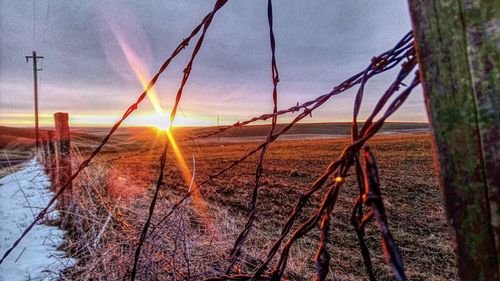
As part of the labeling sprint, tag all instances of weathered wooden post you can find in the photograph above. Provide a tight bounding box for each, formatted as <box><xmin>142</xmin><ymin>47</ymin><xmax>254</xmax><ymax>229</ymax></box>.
<box><xmin>54</xmin><ymin>112</ymin><xmax>72</xmax><ymax>207</ymax></box>
<box><xmin>47</xmin><ymin>130</ymin><xmax>56</xmax><ymax>183</ymax></box>
<box><xmin>408</xmin><ymin>1</ymin><xmax>499</xmax><ymax>280</ymax></box>
<box><xmin>41</xmin><ymin>137</ymin><xmax>48</xmax><ymax>166</ymax></box>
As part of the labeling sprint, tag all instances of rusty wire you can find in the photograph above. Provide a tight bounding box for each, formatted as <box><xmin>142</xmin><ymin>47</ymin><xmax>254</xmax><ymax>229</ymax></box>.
<box><xmin>351</xmin><ymin>155</ymin><xmax>377</xmax><ymax>281</ymax></box>
<box><xmin>268</xmin><ymin>66</ymin><xmax>419</xmax><ymax>281</ymax></box>
<box><xmin>130</xmin><ymin>0</ymin><xmax>228</xmax><ymax>279</ymax></box>
<box><xmin>147</xmin><ymin>31</ymin><xmax>418</xmax><ymax>281</ymax></box>
<box><xmin>151</xmin><ymin>31</ymin><xmax>415</xmax><ymax>238</ymax></box>
<box><xmin>225</xmin><ymin>0</ymin><xmax>280</xmax><ymax>273</ymax></box>
<box><xmin>206</xmin><ymin>55</ymin><xmax>419</xmax><ymax>281</ymax></box>
<box><xmin>0</xmin><ymin>1</ymin><xmax>422</xmax><ymax>279</ymax></box>
<box><xmin>130</xmin><ymin>144</ymin><xmax>169</xmax><ymax>280</ymax></box>
<box><xmin>359</xmin><ymin>146</ymin><xmax>406</xmax><ymax>281</ymax></box>
<box><xmin>0</xmin><ymin>0</ymin><xmax>228</xmax><ymax>266</ymax></box>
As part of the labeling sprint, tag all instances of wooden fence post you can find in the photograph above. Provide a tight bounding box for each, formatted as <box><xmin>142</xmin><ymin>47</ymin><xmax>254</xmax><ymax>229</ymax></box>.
<box><xmin>407</xmin><ymin>1</ymin><xmax>499</xmax><ymax>280</ymax></box>
<box><xmin>41</xmin><ymin>137</ymin><xmax>48</xmax><ymax>163</ymax></box>
<box><xmin>47</xmin><ymin>130</ymin><xmax>56</xmax><ymax>183</ymax></box>
<box><xmin>54</xmin><ymin>112</ymin><xmax>72</xmax><ymax>207</ymax></box>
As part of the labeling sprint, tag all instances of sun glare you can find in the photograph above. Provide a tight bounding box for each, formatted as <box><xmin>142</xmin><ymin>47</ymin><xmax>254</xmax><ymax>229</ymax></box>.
<box><xmin>165</xmin><ymin>126</ymin><xmax>212</xmax><ymax>227</ymax></box>
<box><xmin>148</xmin><ymin>112</ymin><xmax>171</xmax><ymax>131</ymax></box>
<box><xmin>112</xmin><ymin>28</ymin><xmax>164</xmax><ymax>115</ymax></box>
<box><xmin>109</xmin><ymin>23</ymin><xmax>212</xmax><ymax>228</ymax></box>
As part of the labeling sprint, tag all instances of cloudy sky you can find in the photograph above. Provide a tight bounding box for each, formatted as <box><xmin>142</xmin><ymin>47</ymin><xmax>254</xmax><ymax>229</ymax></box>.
<box><xmin>0</xmin><ymin>0</ymin><xmax>426</xmax><ymax>128</ymax></box>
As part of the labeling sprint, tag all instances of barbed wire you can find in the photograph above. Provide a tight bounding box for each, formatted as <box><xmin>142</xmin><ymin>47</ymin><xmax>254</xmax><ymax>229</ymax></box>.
<box><xmin>130</xmin><ymin>0</ymin><xmax>229</xmax><ymax>279</ymax></box>
<box><xmin>242</xmin><ymin>65</ymin><xmax>419</xmax><ymax>281</ymax></box>
<box><xmin>150</xmin><ymin>31</ymin><xmax>415</xmax><ymax>238</ymax></box>
<box><xmin>360</xmin><ymin>146</ymin><xmax>406</xmax><ymax>281</ymax></box>
<box><xmin>1</xmin><ymin>1</ymin><xmax>422</xmax><ymax>279</ymax></box>
<box><xmin>166</xmin><ymin>46</ymin><xmax>417</xmax><ymax>279</ymax></box>
<box><xmin>146</xmin><ymin>32</ymin><xmax>418</xmax><ymax>281</ymax></box>
<box><xmin>225</xmin><ymin>0</ymin><xmax>281</xmax><ymax>273</ymax></box>
<box><xmin>96</xmin><ymin>32</ymin><xmax>414</xmax><ymax>165</ymax></box>
<box><xmin>0</xmin><ymin>0</ymin><xmax>228</xmax><ymax>266</ymax></box>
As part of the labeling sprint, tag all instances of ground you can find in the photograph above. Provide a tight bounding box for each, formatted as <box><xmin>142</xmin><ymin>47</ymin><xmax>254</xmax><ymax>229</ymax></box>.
<box><xmin>0</xmin><ymin>159</ymin><xmax>74</xmax><ymax>281</ymax></box>
<box><xmin>0</xmin><ymin>124</ymin><xmax>457</xmax><ymax>280</ymax></box>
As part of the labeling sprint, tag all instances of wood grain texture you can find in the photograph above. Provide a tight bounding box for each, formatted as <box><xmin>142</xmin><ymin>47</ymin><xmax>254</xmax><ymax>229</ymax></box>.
<box><xmin>408</xmin><ymin>0</ymin><xmax>499</xmax><ymax>280</ymax></box>
<box><xmin>54</xmin><ymin>112</ymin><xmax>72</xmax><ymax>206</ymax></box>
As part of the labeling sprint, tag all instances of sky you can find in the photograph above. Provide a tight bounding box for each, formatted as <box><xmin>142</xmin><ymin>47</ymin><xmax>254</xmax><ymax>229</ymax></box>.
<box><xmin>0</xmin><ymin>0</ymin><xmax>427</xmax><ymax>128</ymax></box>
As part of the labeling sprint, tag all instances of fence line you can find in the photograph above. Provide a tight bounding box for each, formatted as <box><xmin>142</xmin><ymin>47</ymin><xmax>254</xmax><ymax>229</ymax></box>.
<box><xmin>225</xmin><ymin>0</ymin><xmax>281</xmax><ymax>273</ymax></box>
<box><xmin>0</xmin><ymin>1</ymin><xmax>422</xmax><ymax>280</ymax></box>
<box><xmin>0</xmin><ymin>0</ymin><xmax>229</xmax><ymax>266</ymax></box>
<box><xmin>150</xmin><ymin>32</ymin><xmax>415</xmax><ymax>237</ymax></box>
<box><xmin>131</xmin><ymin>1</ymin><xmax>228</xmax><ymax>279</ymax></box>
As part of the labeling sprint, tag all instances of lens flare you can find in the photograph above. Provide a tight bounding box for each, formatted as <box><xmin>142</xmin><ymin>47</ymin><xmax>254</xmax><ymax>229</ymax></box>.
<box><xmin>145</xmin><ymin>112</ymin><xmax>171</xmax><ymax>131</ymax></box>
<box><xmin>165</xmin><ymin>130</ymin><xmax>211</xmax><ymax>225</ymax></box>
<box><xmin>113</xmin><ymin>31</ymin><xmax>163</xmax><ymax>115</ymax></box>
<box><xmin>110</xmin><ymin>25</ymin><xmax>212</xmax><ymax>226</ymax></box>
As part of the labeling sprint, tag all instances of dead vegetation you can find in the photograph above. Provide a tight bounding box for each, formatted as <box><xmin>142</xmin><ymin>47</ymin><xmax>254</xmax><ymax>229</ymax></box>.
<box><xmin>57</xmin><ymin>132</ymin><xmax>457</xmax><ymax>280</ymax></box>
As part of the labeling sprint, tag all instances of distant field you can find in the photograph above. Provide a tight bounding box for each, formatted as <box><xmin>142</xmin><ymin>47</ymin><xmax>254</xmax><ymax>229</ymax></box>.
<box><xmin>4</xmin><ymin>123</ymin><xmax>448</xmax><ymax>281</ymax></box>
<box><xmin>0</xmin><ymin>122</ymin><xmax>428</xmax><ymax>159</ymax></box>
<box><xmin>175</xmin><ymin>122</ymin><xmax>429</xmax><ymax>138</ymax></box>
<box><xmin>1</xmin><ymin>123</ymin><xmax>456</xmax><ymax>280</ymax></box>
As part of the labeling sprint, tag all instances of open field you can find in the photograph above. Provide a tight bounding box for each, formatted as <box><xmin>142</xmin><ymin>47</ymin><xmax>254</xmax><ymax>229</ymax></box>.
<box><xmin>0</xmin><ymin>122</ymin><xmax>429</xmax><ymax>159</ymax></box>
<box><xmin>0</xmin><ymin>123</ymin><xmax>457</xmax><ymax>280</ymax></box>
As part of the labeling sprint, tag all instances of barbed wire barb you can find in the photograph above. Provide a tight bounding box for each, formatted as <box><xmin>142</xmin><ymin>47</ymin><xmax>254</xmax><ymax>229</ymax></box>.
<box><xmin>129</xmin><ymin>0</ymin><xmax>229</xmax><ymax>279</ymax></box>
<box><xmin>1</xmin><ymin>1</ymin><xmax>423</xmax><ymax>277</ymax></box>
<box><xmin>0</xmin><ymin>0</ymin><xmax>229</xmax><ymax>267</ymax></box>
<box><xmin>225</xmin><ymin>0</ymin><xmax>280</xmax><ymax>273</ymax></box>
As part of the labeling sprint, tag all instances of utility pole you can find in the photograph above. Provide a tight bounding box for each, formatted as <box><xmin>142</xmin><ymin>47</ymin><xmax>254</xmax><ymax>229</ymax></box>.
<box><xmin>25</xmin><ymin>51</ymin><xmax>43</xmax><ymax>153</ymax></box>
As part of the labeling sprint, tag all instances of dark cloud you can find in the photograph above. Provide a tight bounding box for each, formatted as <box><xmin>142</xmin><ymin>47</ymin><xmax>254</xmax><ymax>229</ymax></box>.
<box><xmin>0</xmin><ymin>0</ymin><xmax>427</xmax><ymax>126</ymax></box>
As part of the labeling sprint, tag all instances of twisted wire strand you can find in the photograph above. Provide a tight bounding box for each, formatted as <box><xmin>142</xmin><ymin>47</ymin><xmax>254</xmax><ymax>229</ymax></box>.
<box><xmin>350</xmin><ymin>156</ymin><xmax>376</xmax><ymax>281</ymax></box>
<box><xmin>150</xmin><ymin>33</ymin><xmax>415</xmax><ymax>236</ymax></box>
<box><xmin>0</xmin><ymin>0</ymin><xmax>228</xmax><ymax>266</ymax></box>
<box><xmin>225</xmin><ymin>0</ymin><xmax>281</xmax><ymax>273</ymax></box>
<box><xmin>223</xmin><ymin>58</ymin><xmax>419</xmax><ymax>281</ymax></box>
<box><xmin>129</xmin><ymin>1</ymin><xmax>228</xmax><ymax>279</ymax></box>
<box><xmin>361</xmin><ymin>146</ymin><xmax>406</xmax><ymax>281</ymax></box>
<box><xmin>130</xmin><ymin>144</ymin><xmax>169</xmax><ymax>280</ymax></box>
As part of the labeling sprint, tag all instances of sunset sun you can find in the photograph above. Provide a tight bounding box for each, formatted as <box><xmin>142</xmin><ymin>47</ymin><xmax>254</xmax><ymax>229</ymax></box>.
<box><xmin>146</xmin><ymin>112</ymin><xmax>171</xmax><ymax>131</ymax></box>
<box><xmin>2</xmin><ymin>0</ymin><xmax>490</xmax><ymax>280</ymax></box>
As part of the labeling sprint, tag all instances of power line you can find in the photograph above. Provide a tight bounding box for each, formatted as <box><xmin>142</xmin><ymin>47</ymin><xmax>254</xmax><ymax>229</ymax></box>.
<box><xmin>3</xmin><ymin>2</ymin><xmax>420</xmax><ymax>279</ymax></box>
<box><xmin>32</xmin><ymin>0</ymin><xmax>36</xmax><ymax>50</ymax></box>
<box><xmin>0</xmin><ymin>1</ymin><xmax>224</xmax><ymax>267</ymax></box>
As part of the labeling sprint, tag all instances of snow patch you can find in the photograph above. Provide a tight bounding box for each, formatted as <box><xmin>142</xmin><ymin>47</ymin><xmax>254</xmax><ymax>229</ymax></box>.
<box><xmin>0</xmin><ymin>159</ymin><xmax>75</xmax><ymax>281</ymax></box>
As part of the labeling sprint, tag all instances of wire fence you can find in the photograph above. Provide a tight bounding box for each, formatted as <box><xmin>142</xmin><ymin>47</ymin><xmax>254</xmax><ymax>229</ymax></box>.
<box><xmin>0</xmin><ymin>1</ymin><xmax>422</xmax><ymax>280</ymax></box>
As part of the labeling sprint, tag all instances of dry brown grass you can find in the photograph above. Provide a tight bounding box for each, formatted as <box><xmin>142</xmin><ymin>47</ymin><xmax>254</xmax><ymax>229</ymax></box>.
<box><xmin>56</xmin><ymin>130</ymin><xmax>457</xmax><ymax>280</ymax></box>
